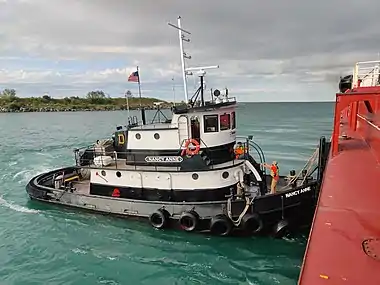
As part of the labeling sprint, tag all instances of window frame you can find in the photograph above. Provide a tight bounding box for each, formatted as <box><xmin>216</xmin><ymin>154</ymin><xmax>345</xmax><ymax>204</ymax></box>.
<box><xmin>220</xmin><ymin>113</ymin><xmax>231</xmax><ymax>131</ymax></box>
<box><xmin>203</xmin><ymin>114</ymin><xmax>219</xmax><ymax>133</ymax></box>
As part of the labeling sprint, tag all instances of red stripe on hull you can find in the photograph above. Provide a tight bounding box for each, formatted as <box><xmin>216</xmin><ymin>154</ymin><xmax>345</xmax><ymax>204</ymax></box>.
<box><xmin>298</xmin><ymin>86</ymin><xmax>380</xmax><ymax>284</ymax></box>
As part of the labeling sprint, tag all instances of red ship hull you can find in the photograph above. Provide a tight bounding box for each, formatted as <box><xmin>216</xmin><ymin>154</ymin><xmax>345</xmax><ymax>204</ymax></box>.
<box><xmin>298</xmin><ymin>65</ymin><xmax>380</xmax><ymax>284</ymax></box>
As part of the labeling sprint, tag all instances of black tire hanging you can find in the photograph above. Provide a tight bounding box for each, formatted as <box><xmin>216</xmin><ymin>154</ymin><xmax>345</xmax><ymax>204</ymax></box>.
<box><xmin>240</xmin><ymin>213</ymin><xmax>263</xmax><ymax>234</ymax></box>
<box><xmin>273</xmin><ymin>219</ymin><xmax>290</xmax><ymax>238</ymax></box>
<box><xmin>179</xmin><ymin>210</ymin><xmax>199</xmax><ymax>232</ymax></box>
<box><xmin>209</xmin><ymin>214</ymin><xmax>233</xmax><ymax>236</ymax></box>
<box><xmin>149</xmin><ymin>209</ymin><xmax>170</xmax><ymax>229</ymax></box>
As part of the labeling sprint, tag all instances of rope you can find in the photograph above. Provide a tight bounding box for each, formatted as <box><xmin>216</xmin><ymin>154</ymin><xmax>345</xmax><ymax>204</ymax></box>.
<box><xmin>226</xmin><ymin>146</ymin><xmax>320</xmax><ymax>225</ymax></box>
<box><xmin>279</xmin><ymin>147</ymin><xmax>319</xmax><ymax>191</ymax></box>
<box><xmin>226</xmin><ymin>195</ymin><xmax>254</xmax><ymax>227</ymax></box>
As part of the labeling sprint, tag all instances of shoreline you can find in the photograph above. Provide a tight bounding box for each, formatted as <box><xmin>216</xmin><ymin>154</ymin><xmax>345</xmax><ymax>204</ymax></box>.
<box><xmin>0</xmin><ymin>106</ymin><xmax>172</xmax><ymax>113</ymax></box>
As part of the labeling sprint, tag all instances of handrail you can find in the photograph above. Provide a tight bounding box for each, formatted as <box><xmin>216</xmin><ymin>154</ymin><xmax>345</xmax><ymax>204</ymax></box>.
<box><xmin>353</xmin><ymin>60</ymin><xmax>380</xmax><ymax>88</ymax></box>
<box><xmin>235</xmin><ymin>135</ymin><xmax>266</xmax><ymax>173</ymax></box>
<box><xmin>74</xmin><ymin>147</ymin><xmax>184</xmax><ymax>172</ymax></box>
<box><xmin>74</xmin><ymin>146</ymin><xmax>243</xmax><ymax>173</ymax></box>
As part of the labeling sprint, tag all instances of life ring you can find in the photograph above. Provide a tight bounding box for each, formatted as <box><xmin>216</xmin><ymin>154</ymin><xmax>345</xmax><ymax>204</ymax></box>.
<box><xmin>149</xmin><ymin>209</ymin><xmax>170</xmax><ymax>229</ymax></box>
<box><xmin>179</xmin><ymin>210</ymin><xmax>199</xmax><ymax>232</ymax></box>
<box><xmin>183</xmin><ymin>139</ymin><xmax>200</xmax><ymax>156</ymax></box>
<box><xmin>272</xmin><ymin>219</ymin><xmax>289</xmax><ymax>238</ymax></box>
<box><xmin>240</xmin><ymin>213</ymin><xmax>263</xmax><ymax>234</ymax></box>
<box><xmin>209</xmin><ymin>214</ymin><xmax>233</xmax><ymax>236</ymax></box>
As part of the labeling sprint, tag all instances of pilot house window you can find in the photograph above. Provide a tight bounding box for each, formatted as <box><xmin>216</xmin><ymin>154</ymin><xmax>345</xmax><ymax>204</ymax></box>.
<box><xmin>204</xmin><ymin>115</ymin><xmax>219</xmax><ymax>133</ymax></box>
<box><xmin>220</xmin><ymin>113</ymin><xmax>231</xmax><ymax>131</ymax></box>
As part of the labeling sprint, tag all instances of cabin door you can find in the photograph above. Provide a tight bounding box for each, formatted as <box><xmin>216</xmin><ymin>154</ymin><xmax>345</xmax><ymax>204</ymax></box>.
<box><xmin>190</xmin><ymin>116</ymin><xmax>201</xmax><ymax>144</ymax></box>
<box><xmin>178</xmin><ymin>115</ymin><xmax>189</xmax><ymax>146</ymax></box>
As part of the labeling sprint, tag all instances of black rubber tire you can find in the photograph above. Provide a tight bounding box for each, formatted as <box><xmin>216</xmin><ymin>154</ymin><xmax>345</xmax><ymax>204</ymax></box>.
<box><xmin>273</xmin><ymin>219</ymin><xmax>290</xmax><ymax>238</ymax></box>
<box><xmin>179</xmin><ymin>211</ymin><xmax>199</xmax><ymax>232</ymax></box>
<box><xmin>149</xmin><ymin>209</ymin><xmax>170</xmax><ymax>229</ymax></box>
<box><xmin>209</xmin><ymin>214</ymin><xmax>233</xmax><ymax>236</ymax></box>
<box><xmin>241</xmin><ymin>213</ymin><xmax>263</xmax><ymax>234</ymax></box>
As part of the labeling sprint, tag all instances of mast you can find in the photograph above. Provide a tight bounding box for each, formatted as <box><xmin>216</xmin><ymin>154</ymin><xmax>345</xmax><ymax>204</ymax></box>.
<box><xmin>172</xmin><ymin>77</ymin><xmax>176</xmax><ymax>106</ymax></box>
<box><xmin>168</xmin><ymin>16</ymin><xmax>191</xmax><ymax>103</ymax></box>
<box><xmin>168</xmin><ymin>17</ymin><xmax>219</xmax><ymax>107</ymax></box>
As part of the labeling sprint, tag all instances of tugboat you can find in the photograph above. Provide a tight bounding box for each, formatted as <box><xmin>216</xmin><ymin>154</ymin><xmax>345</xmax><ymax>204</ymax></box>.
<box><xmin>26</xmin><ymin>17</ymin><xmax>327</xmax><ymax>238</ymax></box>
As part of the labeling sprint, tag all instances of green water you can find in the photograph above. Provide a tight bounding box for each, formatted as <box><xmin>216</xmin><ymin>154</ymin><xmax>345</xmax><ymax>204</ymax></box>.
<box><xmin>0</xmin><ymin>102</ymin><xmax>334</xmax><ymax>285</ymax></box>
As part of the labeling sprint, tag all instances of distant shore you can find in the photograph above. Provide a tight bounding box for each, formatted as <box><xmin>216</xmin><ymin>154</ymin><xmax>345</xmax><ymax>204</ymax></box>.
<box><xmin>0</xmin><ymin>89</ymin><xmax>176</xmax><ymax>113</ymax></box>
<box><xmin>0</xmin><ymin>105</ymin><xmax>172</xmax><ymax>113</ymax></box>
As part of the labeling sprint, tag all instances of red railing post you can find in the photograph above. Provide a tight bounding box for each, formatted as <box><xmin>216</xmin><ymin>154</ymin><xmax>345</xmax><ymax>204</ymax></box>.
<box><xmin>352</xmin><ymin>101</ymin><xmax>359</xmax><ymax>131</ymax></box>
<box><xmin>331</xmin><ymin>95</ymin><xmax>342</xmax><ymax>156</ymax></box>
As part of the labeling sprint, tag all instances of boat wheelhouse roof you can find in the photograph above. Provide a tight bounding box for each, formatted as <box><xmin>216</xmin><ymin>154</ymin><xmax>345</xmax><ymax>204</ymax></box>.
<box><xmin>131</xmin><ymin>122</ymin><xmax>176</xmax><ymax>130</ymax></box>
<box><xmin>172</xmin><ymin>100</ymin><xmax>236</xmax><ymax>115</ymax></box>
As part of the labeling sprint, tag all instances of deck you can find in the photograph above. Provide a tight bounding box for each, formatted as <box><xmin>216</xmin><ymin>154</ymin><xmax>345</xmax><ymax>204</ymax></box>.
<box><xmin>73</xmin><ymin>180</ymin><xmax>90</xmax><ymax>195</ymax></box>
<box><xmin>298</xmin><ymin>127</ymin><xmax>380</xmax><ymax>284</ymax></box>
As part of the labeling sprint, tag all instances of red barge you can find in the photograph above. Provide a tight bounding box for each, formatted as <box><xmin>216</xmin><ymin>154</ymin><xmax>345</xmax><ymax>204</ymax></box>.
<box><xmin>298</xmin><ymin>60</ymin><xmax>380</xmax><ymax>284</ymax></box>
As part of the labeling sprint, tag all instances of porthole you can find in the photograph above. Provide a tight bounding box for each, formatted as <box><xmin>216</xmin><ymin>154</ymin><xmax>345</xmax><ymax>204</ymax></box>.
<box><xmin>222</xmin><ymin>171</ymin><xmax>229</xmax><ymax>179</ymax></box>
<box><xmin>135</xmin><ymin>133</ymin><xmax>141</xmax><ymax>140</ymax></box>
<box><xmin>154</xmin><ymin>133</ymin><xmax>160</xmax><ymax>140</ymax></box>
<box><xmin>116</xmin><ymin>171</ymin><xmax>121</xmax><ymax>178</ymax></box>
<box><xmin>101</xmin><ymin>170</ymin><xmax>106</xmax><ymax>176</ymax></box>
<box><xmin>192</xmin><ymin>173</ymin><xmax>199</xmax><ymax>180</ymax></box>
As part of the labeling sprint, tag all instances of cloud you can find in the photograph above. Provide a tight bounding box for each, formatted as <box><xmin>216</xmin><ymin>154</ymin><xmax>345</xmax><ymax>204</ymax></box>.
<box><xmin>1</xmin><ymin>0</ymin><xmax>380</xmax><ymax>101</ymax></box>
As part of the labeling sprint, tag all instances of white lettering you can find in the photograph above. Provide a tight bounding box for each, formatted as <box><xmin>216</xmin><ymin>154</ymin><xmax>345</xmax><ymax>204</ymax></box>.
<box><xmin>285</xmin><ymin>186</ymin><xmax>311</xmax><ymax>198</ymax></box>
<box><xmin>145</xmin><ymin>156</ymin><xmax>183</xmax><ymax>163</ymax></box>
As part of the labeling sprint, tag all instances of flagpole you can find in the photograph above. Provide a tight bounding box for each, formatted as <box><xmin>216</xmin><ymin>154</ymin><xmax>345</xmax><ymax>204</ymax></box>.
<box><xmin>137</xmin><ymin>65</ymin><xmax>142</xmax><ymax>108</ymax></box>
<box><xmin>124</xmin><ymin>90</ymin><xmax>130</xmax><ymax>116</ymax></box>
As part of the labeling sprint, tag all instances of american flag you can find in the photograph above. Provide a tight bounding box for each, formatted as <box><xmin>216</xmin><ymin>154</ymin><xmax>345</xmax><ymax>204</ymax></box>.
<box><xmin>128</xmin><ymin>71</ymin><xmax>139</xmax><ymax>82</ymax></box>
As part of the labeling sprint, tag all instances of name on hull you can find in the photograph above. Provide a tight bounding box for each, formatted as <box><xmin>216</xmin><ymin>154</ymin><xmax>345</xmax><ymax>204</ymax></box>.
<box><xmin>284</xmin><ymin>186</ymin><xmax>311</xmax><ymax>198</ymax></box>
<box><xmin>144</xmin><ymin>156</ymin><xmax>184</xmax><ymax>163</ymax></box>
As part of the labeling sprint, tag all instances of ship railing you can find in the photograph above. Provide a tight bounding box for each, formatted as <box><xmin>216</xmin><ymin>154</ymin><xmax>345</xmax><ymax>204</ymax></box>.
<box><xmin>132</xmin><ymin>122</ymin><xmax>175</xmax><ymax>129</ymax></box>
<box><xmin>352</xmin><ymin>60</ymin><xmax>380</xmax><ymax>88</ymax></box>
<box><xmin>74</xmin><ymin>146</ymin><xmax>181</xmax><ymax>171</ymax></box>
<box><xmin>235</xmin><ymin>135</ymin><xmax>266</xmax><ymax>174</ymax></box>
<box><xmin>73</xmin><ymin>144</ymin><xmax>243</xmax><ymax>172</ymax></box>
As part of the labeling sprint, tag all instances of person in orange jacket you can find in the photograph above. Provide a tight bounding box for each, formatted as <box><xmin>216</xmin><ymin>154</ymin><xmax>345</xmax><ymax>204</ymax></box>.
<box><xmin>261</xmin><ymin>161</ymin><xmax>279</xmax><ymax>194</ymax></box>
<box><xmin>234</xmin><ymin>142</ymin><xmax>245</xmax><ymax>159</ymax></box>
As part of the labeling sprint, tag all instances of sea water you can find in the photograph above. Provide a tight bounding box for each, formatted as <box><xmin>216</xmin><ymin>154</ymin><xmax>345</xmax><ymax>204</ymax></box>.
<box><xmin>0</xmin><ymin>102</ymin><xmax>334</xmax><ymax>285</ymax></box>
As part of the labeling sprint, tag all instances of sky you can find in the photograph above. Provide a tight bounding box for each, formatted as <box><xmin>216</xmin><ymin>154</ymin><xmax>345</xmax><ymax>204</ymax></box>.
<box><xmin>1</xmin><ymin>0</ymin><xmax>380</xmax><ymax>102</ymax></box>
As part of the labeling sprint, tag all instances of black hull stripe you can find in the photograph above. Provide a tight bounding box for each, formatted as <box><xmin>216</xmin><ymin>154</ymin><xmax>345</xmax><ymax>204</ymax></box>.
<box><xmin>90</xmin><ymin>183</ymin><xmax>237</xmax><ymax>202</ymax></box>
<box><xmin>89</xmin><ymin>181</ymin><xmax>318</xmax><ymax>204</ymax></box>
<box><xmin>124</xmin><ymin>142</ymin><xmax>236</xmax><ymax>167</ymax></box>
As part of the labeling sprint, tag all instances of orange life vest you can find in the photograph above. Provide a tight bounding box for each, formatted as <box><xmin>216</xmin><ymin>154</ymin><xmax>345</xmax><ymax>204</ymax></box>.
<box><xmin>270</xmin><ymin>165</ymin><xmax>279</xmax><ymax>180</ymax></box>
<box><xmin>234</xmin><ymin>146</ymin><xmax>244</xmax><ymax>158</ymax></box>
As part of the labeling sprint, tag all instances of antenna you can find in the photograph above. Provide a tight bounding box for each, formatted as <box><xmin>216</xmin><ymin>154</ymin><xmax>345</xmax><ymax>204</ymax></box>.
<box><xmin>168</xmin><ymin>16</ymin><xmax>191</xmax><ymax>103</ymax></box>
<box><xmin>172</xmin><ymin>77</ymin><xmax>176</xmax><ymax>106</ymax></box>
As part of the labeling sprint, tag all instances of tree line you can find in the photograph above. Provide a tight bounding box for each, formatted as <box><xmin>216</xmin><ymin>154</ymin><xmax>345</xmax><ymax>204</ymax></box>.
<box><xmin>0</xmin><ymin>89</ymin><xmax>171</xmax><ymax>112</ymax></box>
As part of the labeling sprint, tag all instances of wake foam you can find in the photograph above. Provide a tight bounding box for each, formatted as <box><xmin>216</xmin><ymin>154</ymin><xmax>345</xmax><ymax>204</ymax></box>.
<box><xmin>0</xmin><ymin>196</ymin><xmax>40</xmax><ymax>214</ymax></box>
